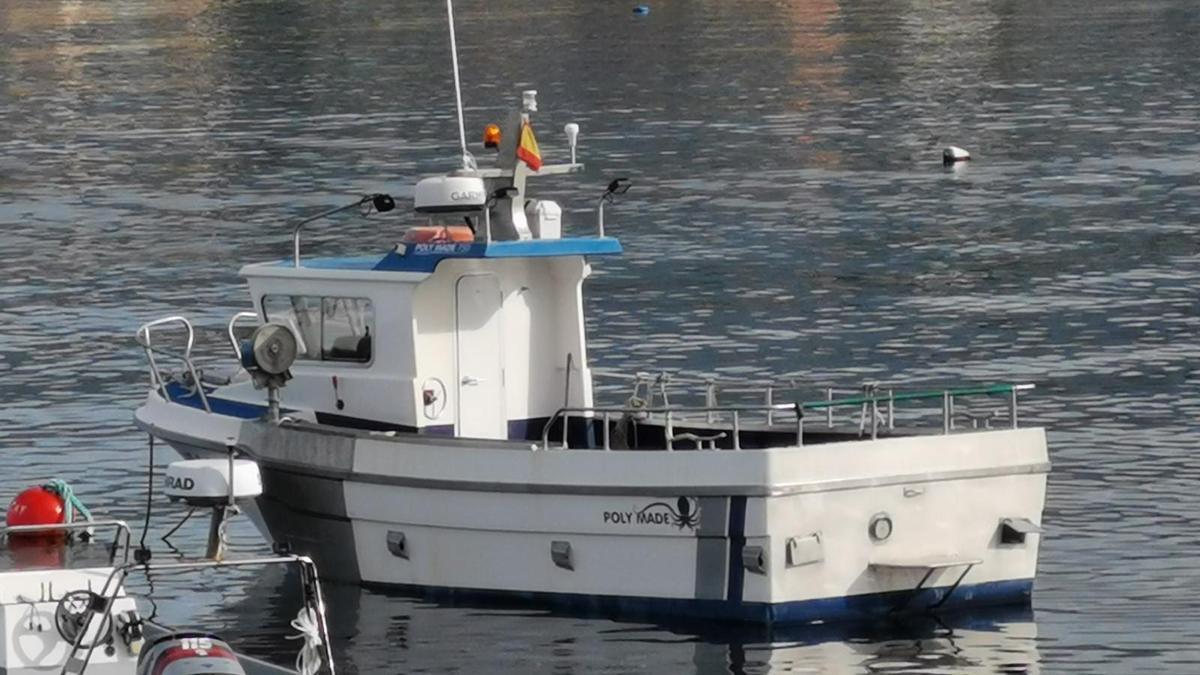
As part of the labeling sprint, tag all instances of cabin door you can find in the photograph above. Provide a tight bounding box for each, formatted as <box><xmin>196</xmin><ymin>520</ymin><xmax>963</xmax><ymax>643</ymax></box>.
<box><xmin>455</xmin><ymin>274</ymin><xmax>507</xmax><ymax>439</ymax></box>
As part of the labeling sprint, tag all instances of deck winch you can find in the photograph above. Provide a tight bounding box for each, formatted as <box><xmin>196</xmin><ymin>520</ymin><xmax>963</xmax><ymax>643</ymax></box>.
<box><xmin>239</xmin><ymin>322</ymin><xmax>299</xmax><ymax>422</ymax></box>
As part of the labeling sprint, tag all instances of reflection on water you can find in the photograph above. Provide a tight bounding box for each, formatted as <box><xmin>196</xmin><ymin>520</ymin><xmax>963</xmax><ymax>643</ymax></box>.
<box><xmin>185</xmin><ymin>566</ymin><xmax>1042</xmax><ymax>674</ymax></box>
<box><xmin>4</xmin><ymin>0</ymin><xmax>1200</xmax><ymax>672</ymax></box>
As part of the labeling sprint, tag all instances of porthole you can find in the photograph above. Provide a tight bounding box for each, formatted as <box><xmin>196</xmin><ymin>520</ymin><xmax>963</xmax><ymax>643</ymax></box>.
<box><xmin>868</xmin><ymin>513</ymin><xmax>893</xmax><ymax>542</ymax></box>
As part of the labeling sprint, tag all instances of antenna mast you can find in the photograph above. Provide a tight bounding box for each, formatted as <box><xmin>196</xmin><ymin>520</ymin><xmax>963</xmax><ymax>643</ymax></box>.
<box><xmin>446</xmin><ymin>0</ymin><xmax>474</xmax><ymax>170</ymax></box>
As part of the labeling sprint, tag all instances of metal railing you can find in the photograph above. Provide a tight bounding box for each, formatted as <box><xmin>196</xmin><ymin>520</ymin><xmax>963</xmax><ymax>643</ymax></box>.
<box><xmin>803</xmin><ymin>383</ymin><xmax>1036</xmax><ymax>439</ymax></box>
<box><xmin>544</xmin><ymin>381</ymin><xmax>1035</xmax><ymax>451</ymax></box>
<box><xmin>137</xmin><ymin>312</ymin><xmax>262</xmax><ymax>413</ymax></box>
<box><xmin>592</xmin><ymin>368</ymin><xmax>812</xmax><ymax>419</ymax></box>
<box><xmin>0</xmin><ymin>519</ymin><xmax>133</xmax><ymax>565</ymax></box>
<box><xmin>136</xmin><ymin>316</ymin><xmax>211</xmax><ymax>413</ymax></box>
<box><xmin>594</xmin><ymin>369</ymin><xmax>1033</xmax><ymax>429</ymax></box>
<box><xmin>543</xmin><ymin>404</ymin><xmax>804</xmax><ymax>451</ymax></box>
<box><xmin>227</xmin><ymin>311</ymin><xmax>260</xmax><ymax>363</ymax></box>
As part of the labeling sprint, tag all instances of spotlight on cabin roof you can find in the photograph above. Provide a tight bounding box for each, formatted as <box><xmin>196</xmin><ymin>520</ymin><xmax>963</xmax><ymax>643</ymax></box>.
<box><xmin>943</xmin><ymin>146</ymin><xmax>971</xmax><ymax>165</ymax></box>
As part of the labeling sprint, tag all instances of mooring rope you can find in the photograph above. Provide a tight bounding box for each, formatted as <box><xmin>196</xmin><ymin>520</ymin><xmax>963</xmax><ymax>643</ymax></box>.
<box><xmin>43</xmin><ymin>479</ymin><xmax>93</xmax><ymax>526</ymax></box>
<box><xmin>286</xmin><ymin>605</ymin><xmax>325</xmax><ymax>675</ymax></box>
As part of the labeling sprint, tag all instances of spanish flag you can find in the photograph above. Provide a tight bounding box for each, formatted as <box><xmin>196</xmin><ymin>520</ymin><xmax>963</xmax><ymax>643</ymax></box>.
<box><xmin>516</xmin><ymin>121</ymin><xmax>543</xmax><ymax>171</ymax></box>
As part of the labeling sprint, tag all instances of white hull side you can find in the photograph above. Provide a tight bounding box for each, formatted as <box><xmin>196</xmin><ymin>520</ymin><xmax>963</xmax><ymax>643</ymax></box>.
<box><xmin>342</xmin><ymin>471</ymin><xmax>1044</xmax><ymax>616</ymax></box>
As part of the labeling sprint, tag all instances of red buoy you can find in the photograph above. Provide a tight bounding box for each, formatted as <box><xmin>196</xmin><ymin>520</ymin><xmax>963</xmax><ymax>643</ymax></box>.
<box><xmin>5</xmin><ymin>486</ymin><xmax>66</xmax><ymax>529</ymax></box>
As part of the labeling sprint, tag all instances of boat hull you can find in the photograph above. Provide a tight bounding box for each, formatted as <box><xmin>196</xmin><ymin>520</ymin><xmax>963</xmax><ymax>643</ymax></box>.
<box><xmin>136</xmin><ymin>391</ymin><xmax>1048</xmax><ymax>625</ymax></box>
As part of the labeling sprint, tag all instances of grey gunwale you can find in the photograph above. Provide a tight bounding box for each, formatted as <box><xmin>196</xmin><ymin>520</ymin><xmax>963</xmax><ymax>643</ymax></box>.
<box><xmin>139</xmin><ymin>408</ymin><xmax>1049</xmax><ymax>498</ymax></box>
<box><xmin>258</xmin><ymin>456</ymin><xmax>1051</xmax><ymax>498</ymax></box>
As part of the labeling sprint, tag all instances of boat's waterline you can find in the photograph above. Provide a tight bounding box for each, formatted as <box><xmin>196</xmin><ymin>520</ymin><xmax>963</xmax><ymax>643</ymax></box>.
<box><xmin>348</xmin><ymin>578</ymin><xmax>1035</xmax><ymax>624</ymax></box>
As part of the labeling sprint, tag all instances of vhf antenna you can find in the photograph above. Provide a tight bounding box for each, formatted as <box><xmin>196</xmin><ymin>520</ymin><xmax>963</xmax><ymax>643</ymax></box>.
<box><xmin>446</xmin><ymin>0</ymin><xmax>475</xmax><ymax>171</ymax></box>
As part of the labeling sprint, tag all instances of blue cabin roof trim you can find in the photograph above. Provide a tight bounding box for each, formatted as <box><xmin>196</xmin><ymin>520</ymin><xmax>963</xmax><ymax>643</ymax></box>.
<box><xmin>267</xmin><ymin>237</ymin><xmax>622</xmax><ymax>274</ymax></box>
<box><xmin>372</xmin><ymin>237</ymin><xmax>622</xmax><ymax>273</ymax></box>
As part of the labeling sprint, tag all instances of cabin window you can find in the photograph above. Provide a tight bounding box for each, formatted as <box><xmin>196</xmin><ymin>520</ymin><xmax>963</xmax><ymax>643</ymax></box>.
<box><xmin>261</xmin><ymin>295</ymin><xmax>374</xmax><ymax>364</ymax></box>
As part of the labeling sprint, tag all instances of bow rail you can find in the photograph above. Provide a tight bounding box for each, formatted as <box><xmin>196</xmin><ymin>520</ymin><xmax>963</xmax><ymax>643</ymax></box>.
<box><xmin>135</xmin><ymin>316</ymin><xmax>211</xmax><ymax>413</ymax></box>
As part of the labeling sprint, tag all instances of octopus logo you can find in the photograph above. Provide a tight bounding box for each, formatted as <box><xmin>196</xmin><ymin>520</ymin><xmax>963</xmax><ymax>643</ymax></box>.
<box><xmin>637</xmin><ymin>497</ymin><xmax>700</xmax><ymax>530</ymax></box>
<box><xmin>602</xmin><ymin>497</ymin><xmax>701</xmax><ymax>529</ymax></box>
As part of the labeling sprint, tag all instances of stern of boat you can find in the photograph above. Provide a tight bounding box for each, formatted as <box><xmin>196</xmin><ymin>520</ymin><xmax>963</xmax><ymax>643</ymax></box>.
<box><xmin>750</xmin><ymin>426</ymin><xmax>1048</xmax><ymax>621</ymax></box>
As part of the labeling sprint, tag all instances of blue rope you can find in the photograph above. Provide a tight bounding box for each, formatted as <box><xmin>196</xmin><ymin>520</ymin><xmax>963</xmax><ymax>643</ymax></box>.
<box><xmin>43</xmin><ymin>479</ymin><xmax>93</xmax><ymax>525</ymax></box>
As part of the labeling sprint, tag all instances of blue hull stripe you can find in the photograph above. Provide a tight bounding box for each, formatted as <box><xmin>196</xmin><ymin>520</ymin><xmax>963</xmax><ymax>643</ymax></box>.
<box><xmin>164</xmin><ymin>382</ymin><xmax>268</xmax><ymax>419</ymax></box>
<box><xmin>726</xmin><ymin>496</ymin><xmax>747</xmax><ymax>604</ymax></box>
<box><xmin>363</xmin><ymin>578</ymin><xmax>1034</xmax><ymax>625</ymax></box>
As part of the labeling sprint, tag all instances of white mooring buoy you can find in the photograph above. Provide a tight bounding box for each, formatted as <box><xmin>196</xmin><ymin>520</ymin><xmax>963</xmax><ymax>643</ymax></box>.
<box><xmin>943</xmin><ymin>146</ymin><xmax>971</xmax><ymax>165</ymax></box>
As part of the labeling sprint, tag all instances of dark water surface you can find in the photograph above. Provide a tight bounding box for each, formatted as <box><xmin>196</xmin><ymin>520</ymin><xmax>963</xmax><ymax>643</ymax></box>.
<box><xmin>3</xmin><ymin>0</ymin><xmax>1200</xmax><ymax>672</ymax></box>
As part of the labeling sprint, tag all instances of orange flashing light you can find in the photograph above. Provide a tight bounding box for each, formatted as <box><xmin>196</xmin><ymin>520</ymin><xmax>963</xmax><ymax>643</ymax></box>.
<box><xmin>483</xmin><ymin>123</ymin><xmax>502</xmax><ymax>149</ymax></box>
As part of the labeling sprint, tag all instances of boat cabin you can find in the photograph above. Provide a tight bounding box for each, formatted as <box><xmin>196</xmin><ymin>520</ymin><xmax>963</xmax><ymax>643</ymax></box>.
<box><xmin>238</xmin><ymin>91</ymin><xmax>620</xmax><ymax>441</ymax></box>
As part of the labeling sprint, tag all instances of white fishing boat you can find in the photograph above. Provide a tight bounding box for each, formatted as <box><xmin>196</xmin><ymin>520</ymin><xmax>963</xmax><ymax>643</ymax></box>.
<box><xmin>131</xmin><ymin>2</ymin><xmax>1048</xmax><ymax>625</ymax></box>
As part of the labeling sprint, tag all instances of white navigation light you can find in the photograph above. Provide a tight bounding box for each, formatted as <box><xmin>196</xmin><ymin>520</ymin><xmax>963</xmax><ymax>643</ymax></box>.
<box><xmin>522</xmin><ymin>89</ymin><xmax>538</xmax><ymax>113</ymax></box>
<box><xmin>164</xmin><ymin>459</ymin><xmax>264</xmax><ymax>507</ymax></box>
<box><xmin>414</xmin><ymin>175</ymin><xmax>487</xmax><ymax>213</ymax></box>
<box><xmin>564</xmin><ymin>123</ymin><xmax>579</xmax><ymax>164</ymax></box>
